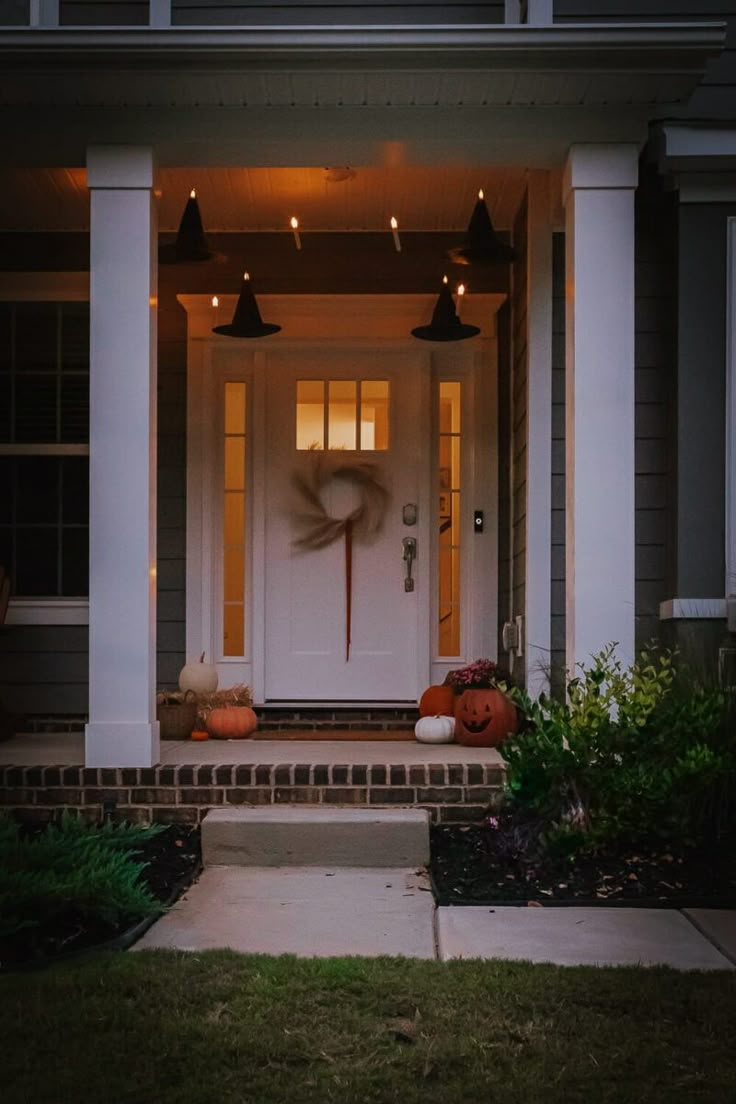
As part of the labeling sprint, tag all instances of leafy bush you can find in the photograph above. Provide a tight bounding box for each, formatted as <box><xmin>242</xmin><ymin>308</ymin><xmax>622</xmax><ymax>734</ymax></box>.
<box><xmin>504</xmin><ymin>645</ymin><xmax>736</xmax><ymax>855</ymax></box>
<box><xmin>0</xmin><ymin>815</ymin><xmax>166</xmax><ymax>950</ymax></box>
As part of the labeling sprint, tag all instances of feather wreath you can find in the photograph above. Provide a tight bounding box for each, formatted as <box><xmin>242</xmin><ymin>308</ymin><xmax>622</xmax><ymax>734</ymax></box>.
<box><xmin>291</xmin><ymin>456</ymin><xmax>391</xmax><ymax>660</ymax></box>
<box><xmin>291</xmin><ymin>456</ymin><xmax>390</xmax><ymax>551</ymax></box>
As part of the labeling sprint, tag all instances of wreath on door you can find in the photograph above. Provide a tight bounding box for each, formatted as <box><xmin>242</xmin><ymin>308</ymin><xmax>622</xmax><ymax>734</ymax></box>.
<box><xmin>291</xmin><ymin>456</ymin><xmax>391</xmax><ymax>660</ymax></box>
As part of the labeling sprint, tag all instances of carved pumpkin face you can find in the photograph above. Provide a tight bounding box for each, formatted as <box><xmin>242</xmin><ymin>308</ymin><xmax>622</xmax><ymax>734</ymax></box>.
<box><xmin>454</xmin><ymin>688</ymin><xmax>518</xmax><ymax>748</ymax></box>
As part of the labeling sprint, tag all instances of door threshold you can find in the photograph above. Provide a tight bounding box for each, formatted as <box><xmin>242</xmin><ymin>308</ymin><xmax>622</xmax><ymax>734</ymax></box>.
<box><xmin>259</xmin><ymin>701</ymin><xmax>418</xmax><ymax>709</ymax></box>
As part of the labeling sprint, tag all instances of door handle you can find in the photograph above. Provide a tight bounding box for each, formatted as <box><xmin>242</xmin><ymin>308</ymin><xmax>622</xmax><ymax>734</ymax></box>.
<box><xmin>402</xmin><ymin>537</ymin><xmax>417</xmax><ymax>593</ymax></box>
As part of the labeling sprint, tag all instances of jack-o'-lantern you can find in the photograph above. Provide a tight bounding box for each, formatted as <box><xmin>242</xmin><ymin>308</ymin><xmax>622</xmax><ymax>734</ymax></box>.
<box><xmin>454</xmin><ymin>688</ymin><xmax>518</xmax><ymax>748</ymax></box>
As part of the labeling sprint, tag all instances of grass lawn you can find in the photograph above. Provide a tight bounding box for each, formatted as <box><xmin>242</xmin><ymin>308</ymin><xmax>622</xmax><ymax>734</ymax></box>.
<box><xmin>2</xmin><ymin>950</ymin><xmax>735</xmax><ymax>1104</ymax></box>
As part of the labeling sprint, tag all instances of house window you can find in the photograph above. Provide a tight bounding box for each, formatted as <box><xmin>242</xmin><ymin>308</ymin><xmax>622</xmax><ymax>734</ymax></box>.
<box><xmin>296</xmin><ymin>380</ymin><xmax>389</xmax><ymax>451</ymax></box>
<box><xmin>0</xmin><ymin>301</ymin><xmax>89</xmax><ymax>598</ymax></box>
<box><xmin>223</xmin><ymin>381</ymin><xmax>247</xmax><ymax>657</ymax></box>
<box><xmin>438</xmin><ymin>381</ymin><xmax>461</xmax><ymax>657</ymax></box>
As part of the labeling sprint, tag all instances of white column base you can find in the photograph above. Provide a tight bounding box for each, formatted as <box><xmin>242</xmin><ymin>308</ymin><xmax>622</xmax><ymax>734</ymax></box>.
<box><xmin>85</xmin><ymin>722</ymin><xmax>160</xmax><ymax>769</ymax></box>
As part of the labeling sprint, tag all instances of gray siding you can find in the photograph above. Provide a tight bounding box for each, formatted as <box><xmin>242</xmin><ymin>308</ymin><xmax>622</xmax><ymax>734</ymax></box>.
<box><xmin>555</xmin><ymin>2</ymin><xmax>735</xmax><ymax>21</ymax></box>
<box><xmin>634</xmin><ymin>174</ymin><xmax>677</xmax><ymax>644</ymax></box>
<box><xmin>496</xmin><ymin>301</ymin><xmax>512</xmax><ymax>664</ymax></box>
<box><xmin>0</xmin><ymin>1</ymin><xmax>28</xmax><ymax>23</ymax></box>
<box><xmin>555</xmin><ymin>2</ymin><xmax>736</xmax><ymax>123</ymax></box>
<box><xmin>59</xmin><ymin>0</ymin><xmax>149</xmax><ymax>23</ymax></box>
<box><xmin>510</xmin><ymin>197</ymin><xmax>529</xmax><ymax>685</ymax></box>
<box><xmin>172</xmin><ymin>1</ymin><xmax>504</xmax><ymax>26</ymax></box>
<box><xmin>0</xmin><ymin>626</ymin><xmax>89</xmax><ymax>714</ymax></box>
<box><xmin>550</xmin><ymin>233</ymin><xmax>566</xmax><ymax>694</ymax></box>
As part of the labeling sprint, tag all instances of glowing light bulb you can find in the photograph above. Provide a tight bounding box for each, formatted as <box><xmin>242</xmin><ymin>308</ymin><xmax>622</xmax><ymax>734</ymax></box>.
<box><xmin>290</xmin><ymin>216</ymin><xmax>299</xmax><ymax>229</ymax></box>
<box><xmin>243</xmin><ymin>272</ymin><xmax>250</xmax><ymax>281</ymax></box>
<box><xmin>390</xmin><ymin>216</ymin><xmax>401</xmax><ymax>252</ymax></box>
<box><xmin>478</xmin><ymin>189</ymin><xmax>484</xmax><ymax>200</ymax></box>
<box><xmin>190</xmin><ymin>188</ymin><xmax>196</xmax><ymax>199</ymax></box>
<box><xmin>442</xmin><ymin>275</ymin><xmax>448</xmax><ymax>285</ymax></box>
<box><xmin>211</xmin><ymin>296</ymin><xmax>219</xmax><ymax>308</ymax></box>
<box><xmin>457</xmin><ymin>284</ymin><xmax>465</xmax><ymax>296</ymax></box>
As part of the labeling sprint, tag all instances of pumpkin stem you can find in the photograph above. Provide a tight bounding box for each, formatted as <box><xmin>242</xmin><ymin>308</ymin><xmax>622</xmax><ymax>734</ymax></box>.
<box><xmin>199</xmin><ymin>651</ymin><xmax>206</xmax><ymax>663</ymax></box>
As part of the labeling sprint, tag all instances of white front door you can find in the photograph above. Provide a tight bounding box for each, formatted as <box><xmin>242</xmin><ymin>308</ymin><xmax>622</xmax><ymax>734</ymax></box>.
<box><xmin>263</xmin><ymin>350</ymin><xmax>429</xmax><ymax>701</ymax></box>
<box><xmin>183</xmin><ymin>292</ymin><xmax>502</xmax><ymax>705</ymax></box>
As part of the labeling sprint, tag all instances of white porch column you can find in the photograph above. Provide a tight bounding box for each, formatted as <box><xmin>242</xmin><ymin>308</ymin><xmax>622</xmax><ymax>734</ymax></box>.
<box><xmin>85</xmin><ymin>146</ymin><xmax>159</xmax><ymax>768</ymax></box>
<box><xmin>563</xmin><ymin>144</ymin><xmax>638</xmax><ymax>673</ymax></box>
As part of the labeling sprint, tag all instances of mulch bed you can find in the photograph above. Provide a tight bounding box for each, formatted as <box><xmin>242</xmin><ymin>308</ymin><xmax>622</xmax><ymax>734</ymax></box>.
<box><xmin>430</xmin><ymin>820</ymin><xmax>736</xmax><ymax>908</ymax></box>
<box><xmin>1</xmin><ymin>824</ymin><xmax>201</xmax><ymax>971</ymax></box>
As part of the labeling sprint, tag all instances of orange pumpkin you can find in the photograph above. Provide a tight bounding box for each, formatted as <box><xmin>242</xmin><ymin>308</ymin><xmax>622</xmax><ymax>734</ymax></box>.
<box><xmin>419</xmin><ymin>684</ymin><xmax>455</xmax><ymax>718</ymax></box>
<box><xmin>206</xmin><ymin>706</ymin><xmax>258</xmax><ymax>740</ymax></box>
<box><xmin>454</xmin><ymin>688</ymin><xmax>518</xmax><ymax>747</ymax></box>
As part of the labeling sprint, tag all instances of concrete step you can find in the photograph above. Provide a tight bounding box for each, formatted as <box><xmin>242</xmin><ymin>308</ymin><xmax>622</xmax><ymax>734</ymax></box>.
<box><xmin>201</xmin><ymin>806</ymin><xmax>430</xmax><ymax>868</ymax></box>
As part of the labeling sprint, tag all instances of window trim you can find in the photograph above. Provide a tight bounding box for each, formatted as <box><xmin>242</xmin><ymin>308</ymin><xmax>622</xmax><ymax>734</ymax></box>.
<box><xmin>0</xmin><ymin>272</ymin><xmax>90</xmax><ymax>624</ymax></box>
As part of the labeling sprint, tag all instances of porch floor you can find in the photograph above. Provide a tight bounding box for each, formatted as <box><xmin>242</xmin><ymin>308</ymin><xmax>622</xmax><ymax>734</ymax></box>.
<box><xmin>0</xmin><ymin>732</ymin><xmax>503</xmax><ymax>768</ymax></box>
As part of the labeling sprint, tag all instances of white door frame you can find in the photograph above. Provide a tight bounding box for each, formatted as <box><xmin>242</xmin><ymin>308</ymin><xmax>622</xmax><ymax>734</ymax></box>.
<box><xmin>180</xmin><ymin>293</ymin><xmax>503</xmax><ymax>703</ymax></box>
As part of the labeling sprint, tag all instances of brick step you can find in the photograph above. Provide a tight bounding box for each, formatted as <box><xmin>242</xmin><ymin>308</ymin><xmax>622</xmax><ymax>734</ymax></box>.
<box><xmin>257</xmin><ymin>707</ymin><xmax>418</xmax><ymax>731</ymax></box>
<box><xmin>202</xmin><ymin>807</ymin><xmax>430</xmax><ymax>868</ymax></box>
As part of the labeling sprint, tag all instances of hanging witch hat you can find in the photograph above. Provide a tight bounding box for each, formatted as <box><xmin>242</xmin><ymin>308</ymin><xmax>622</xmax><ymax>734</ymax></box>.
<box><xmin>160</xmin><ymin>189</ymin><xmax>218</xmax><ymax>264</ymax></box>
<box><xmin>447</xmin><ymin>189</ymin><xmax>516</xmax><ymax>266</ymax></box>
<box><xmin>212</xmin><ymin>272</ymin><xmax>281</xmax><ymax>338</ymax></box>
<box><xmin>411</xmin><ymin>277</ymin><xmax>480</xmax><ymax>342</ymax></box>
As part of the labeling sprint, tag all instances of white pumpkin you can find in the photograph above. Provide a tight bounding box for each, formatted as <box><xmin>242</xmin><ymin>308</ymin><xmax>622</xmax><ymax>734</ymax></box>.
<box><xmin>415</xmin><ymin>714</ymin><xmax>455</xmax><ymax>744</ymax></box>
<box><xmin>178</xmin><ymin>652</ymin><xmax>218</xmax><ymax>695</ymax></box>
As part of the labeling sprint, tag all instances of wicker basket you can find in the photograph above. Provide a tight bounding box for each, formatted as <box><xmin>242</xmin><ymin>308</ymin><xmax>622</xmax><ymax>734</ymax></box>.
<box><xmin>156</xmin><ymin>690</ymin><xmax>198</xmax><ymax>741</ymax></box>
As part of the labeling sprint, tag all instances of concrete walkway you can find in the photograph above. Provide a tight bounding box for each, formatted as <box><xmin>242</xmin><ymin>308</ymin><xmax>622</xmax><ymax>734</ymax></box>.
<box><xmin>135</xmin><ymin>867</ymin><xmax>736</xmax><ymax>969</ymax></box>
<box><xmin>135</xmin><ymin>866</ymin><xmax>436</xmax><ymax>958</ymax></box>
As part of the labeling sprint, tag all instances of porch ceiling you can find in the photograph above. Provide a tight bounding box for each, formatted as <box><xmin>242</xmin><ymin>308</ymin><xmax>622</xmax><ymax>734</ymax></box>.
<box><xmin>0</xmin><ymin>164</ymin><xmax>538</xmax><ymax>232</ymax></box>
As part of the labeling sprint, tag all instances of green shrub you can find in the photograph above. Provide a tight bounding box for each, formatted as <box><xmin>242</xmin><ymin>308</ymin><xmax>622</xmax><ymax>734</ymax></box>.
<box><xmin>505</xmin><ymin>645</ymin><xmax>736</xmax><ymax>855</ymax></box>
<box><xmin>0</xmin><ymin>815</ymin><xmax>166</xmax><ymax>946</ymax></box>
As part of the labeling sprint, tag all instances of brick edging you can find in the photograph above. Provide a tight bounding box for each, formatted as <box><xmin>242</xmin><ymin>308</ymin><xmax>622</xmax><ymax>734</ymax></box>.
<box><xmin>0</xmin><ymin>761</ymin><xmax>505</xmax><ymax>825</ymax></box>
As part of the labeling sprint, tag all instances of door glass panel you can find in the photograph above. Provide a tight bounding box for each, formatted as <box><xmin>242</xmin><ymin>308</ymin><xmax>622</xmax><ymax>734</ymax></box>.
<box><xmin>296</xmin><ymin>380</ymin><xmax>325</xmax><ymax>450</ymax></box>
<box><xmin>360</xmin><ymin>380</ymin><xmax>389</xmax><ymax>450</ymax></box>
<box><xmin>438</xmin><ymin>382</ymin><xmax>462</xmax><ymax>657</ymax></box>
<box><xmin>328</xmin><ymin>380</ymin><xmax>357</xmax><ymax>450</ymax></box>
<box><xmin>296</xmin><ymin>379</ymin><xmax>389</xmax><ymax>451</ymax></box>
<box><xmin>223</xmin><ymin>381</ymin><xmax>247</xmax><ymax>657</ymax></box>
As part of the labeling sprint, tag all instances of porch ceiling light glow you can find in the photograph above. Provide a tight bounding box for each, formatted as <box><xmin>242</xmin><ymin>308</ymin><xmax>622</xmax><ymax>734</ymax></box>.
<box><xmin>212</xmin><ymin>272</ymin><xmax>281</xmax><ymax>339</ymax></box>
<box><xmin>160</xmin><ymin>188</ymin><xmax>217</xmax><ymax>264</ymax></box>
<box><xmin>411</xmin><ymin>275</ymin><xmax>480</xmax><ymax>343</ymax></box>
<box><xmin>447</xmin><ymin>189</ymin><xmax>516</xmax><ymax>266</ymax></box>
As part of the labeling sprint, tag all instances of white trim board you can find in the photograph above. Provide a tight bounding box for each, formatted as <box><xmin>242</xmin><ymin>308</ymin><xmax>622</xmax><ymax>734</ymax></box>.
<box><xmin>659</xmin><ymin>599</ymin><xmax>727</xmax><ymax>621</ymax></box>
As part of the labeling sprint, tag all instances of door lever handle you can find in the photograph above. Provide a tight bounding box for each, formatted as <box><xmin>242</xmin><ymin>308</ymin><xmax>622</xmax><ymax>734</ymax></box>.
<box><xmin>402</xmin><ymin>537</ymin><xmax>417</xmax><ymax>593</ymax></box>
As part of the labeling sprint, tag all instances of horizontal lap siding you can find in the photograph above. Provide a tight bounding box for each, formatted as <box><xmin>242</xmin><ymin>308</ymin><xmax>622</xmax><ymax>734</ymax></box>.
<box><xmin>550</xmin><ymin>232</ymin><xmax>565</xmax><ymax>694</ymax></box>
<box><xmin>634</xmin><ymin>175</ymin><xmax>676</xmax><ymax>647</ymax></box>
<box><xmin>172</xmin><ymin>0</ymin><xmax>504</xmax><ymax>25</ymax></box>
<box><xmin>0</xmin><ymin>1</ymin><xmax>29</xmax><ymax>25</ymax></box>
<box><xmin>510</xmin><ymin>197</ymin><xmax>528</xmax><ymax>685</ymax></box>
<box><xmin>496</xmin><ymin>301</ymin><xmax>512</xmax><ymax>663</ymax></box>
<box><xmin>59</xmin><ymin>0</ymin><xmax>149</xmax><ymax>23</ymax></box>
<box><xmin>555</xmin><ymin>2</ymin><xmax>735</xmax><ymax>21</ymax></box>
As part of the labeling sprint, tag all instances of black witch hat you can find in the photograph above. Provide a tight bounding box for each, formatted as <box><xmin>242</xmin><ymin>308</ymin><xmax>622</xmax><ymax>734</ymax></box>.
<box><xmin>411</xmin><ymin>278</ymin><xmax>480</xmax><ymax>342</ymax></box>
<box><xmin>160</xmin><ymin>190</ymin><xmax>218</xmax><ymax>264</ymax></box>
<box><xmin>212</xmin><ymin>273</ymin><xmax>281</xmax><ymax>338</ymax></box>
<box><xmin>447</xmin><ymin>190</ymin><xmax>516</xmax><ymax>266</ymax></box>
